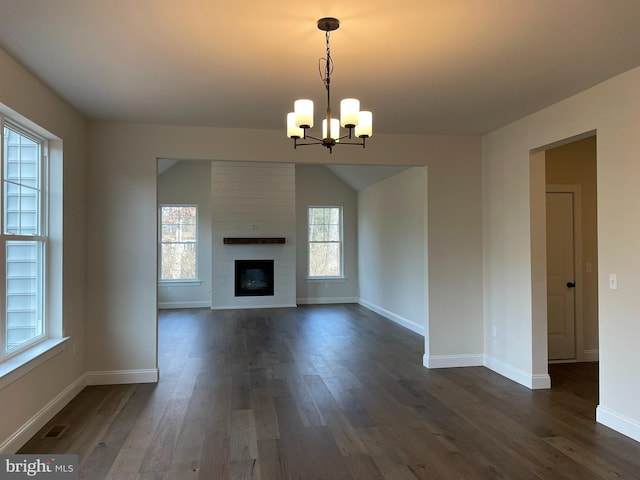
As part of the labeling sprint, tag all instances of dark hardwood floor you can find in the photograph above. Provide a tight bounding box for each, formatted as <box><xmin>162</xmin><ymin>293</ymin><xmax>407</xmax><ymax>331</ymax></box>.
<box><xmin>19</xmin><ymin>305</ymin><xmax>640</xmax><ymax>479</ymax></box>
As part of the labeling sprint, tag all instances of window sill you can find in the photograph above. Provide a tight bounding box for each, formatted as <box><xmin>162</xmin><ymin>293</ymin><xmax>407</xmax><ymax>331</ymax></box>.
<box><xmin>0</xmin><ymin>337</ymin><xmax>70</xmax><ymax>390</ymax></box>
<box><xmin>306</xmin><ymin>277</ymin><xmax>346</xmax><ymax>283</ymax></box>
<box><xmin>159</xmin><ymin>280</ymin><xmax>202</xmax><ymax>287</ymax></box>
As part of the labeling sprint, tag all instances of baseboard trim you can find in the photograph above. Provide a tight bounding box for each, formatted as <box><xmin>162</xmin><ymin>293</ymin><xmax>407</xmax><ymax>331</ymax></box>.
<box><xmin>296</xmin><ymin>297</ymin><xmax>358</xmax><ymax>305</ymax></box>
<box><xmin>158</xmin><ymin>301</ymin><xmax>211</xmax><ymax>310</ymax></box>
<box><xmin>596</xmin><ymin>405</ymin><xmax>640</xmax><ymax>443</ymax></box>
<box><xmin>531</xmin><ymin>373</ymin><xmax>552</xmax><ymax>389</ymax></box>
<box><xmin>484</xmin><ymin>355</ymin><xmax>551</xmax><ymax>389</ymax></box>
<box><xmin>358</xmin><ymin>299</ymin><xmax>425</xmax><ymax>336</ymax></box>
<box><xmin>86</xmin><ymin>369</ymin><xmax>159</xmax><ymax>385</ymax></box>
<box><xmin>583</xmin><ymin>349</ymin><xmax>599</xmax><ymax>362</ymax></box>
<box><xmin>0</xmin><ymin>373</ymin><xmax>87</xmax><ymax>454</ymax></box>
<box><xmin>423</xmin><ymin>354</ymin><xmax>484</xmax><ymax>369</ymax></box>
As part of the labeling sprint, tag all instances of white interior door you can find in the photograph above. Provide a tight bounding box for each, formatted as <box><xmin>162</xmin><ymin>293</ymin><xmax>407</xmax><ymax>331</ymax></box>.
<box><xmin>546</xmin><ymin>192</ymin><xmax>576</xmax><ymax>360</ymax></box>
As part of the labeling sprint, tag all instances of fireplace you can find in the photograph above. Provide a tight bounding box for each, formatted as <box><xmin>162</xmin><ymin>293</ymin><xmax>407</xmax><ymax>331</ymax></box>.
<box><xmin>235</xmin><ymin>260</ymin><xmax>274</xmax><ymax>297</ymax></box>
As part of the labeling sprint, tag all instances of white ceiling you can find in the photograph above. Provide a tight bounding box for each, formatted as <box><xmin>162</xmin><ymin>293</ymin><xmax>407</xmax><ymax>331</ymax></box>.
<box><xmin>2</xmin><ymin>0</ymin><xmax>640</xmax><ymax>136</ymax></box>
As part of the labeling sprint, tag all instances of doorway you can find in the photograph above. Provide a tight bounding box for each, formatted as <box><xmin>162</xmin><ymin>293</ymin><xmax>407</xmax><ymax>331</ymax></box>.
<box><xmin>545</xmin><ymin>136</ymin><xmax>599</xmax><ymax>364</ymax></box>
<box><xmin>546</xmin><ymin>186</ymin><xmax>580</xmax><ymax>361</ymax></box>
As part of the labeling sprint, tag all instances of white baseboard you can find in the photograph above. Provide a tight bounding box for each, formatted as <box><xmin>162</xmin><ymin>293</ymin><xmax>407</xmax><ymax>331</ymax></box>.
<box><xmin>358</xmin><ymin>298</ymin><xmax>425</xmax><ymax>336</ymax></box>
<box><xmin>530</xmin><ymin>373</ymin><xmax>552</xmax><ymax>389</ymax></box>
<box><xmin>484</xmin><ymin>355</ymin><xmax>551</xmax><ymax>389</ymax></box>
<box><xmin>86</xmin><ymin>369</ymin><xmax>159</xmax><ymax>385</ymax></box>
<box><xmin>1</xmin><ymin>368</ymin><xmax>159</xmax><ymax>453</ymax></box>
<box><xmin>158</xmin><ymin>301</ymin><xmax>211</xmax><ymax>310</ymax></box>
<box><xmin>583</xmin><ymin>349</ymin><xmax>599</xmax><ymax>362</ymax></box>
<box><xmin>0</xmin><ymin>373</ymin><xmax>87</xmax><ymax>454</ymax></box>
<box><xmin>423</xmin><ymin>354</ymin><xmax>484</xmax><ymax>369</ymax></box>
<box><xmin>296</xmin><ymin>297</ymin><xmax>358</xmax><ymax>305</ymax></box>
<box><xmin>596</xmin><ymin>405</ymin><xmax>640</xmax><ymax>443</ymax></box>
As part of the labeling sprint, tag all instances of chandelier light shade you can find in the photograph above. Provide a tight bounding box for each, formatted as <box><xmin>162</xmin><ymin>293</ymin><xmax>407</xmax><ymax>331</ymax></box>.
<box><xmin>355</xmin><ymin>111</ymin><xmax>373</xmax><ymax>138</ymax></box>
<box><xmin>287</xmin><ymin>17</ymin><xmax>373</xmax><ymax>152</ymax></box>
<box><xmin>287</xmin><ymin>112</ymin><xmax>303</xmax><ymax>138</ymax></box>
<box><xmin>294</xmin><ymin>99</ymin><xmax>314</xmax><ymax>128</ymax></box>
<box><xmin>340</xmin><ymin>98</ymin><xmax>360</xmax><ymax>128</ymax></box>
<box><xmin>322</xmin><ymin>118</ymin><xmax>340</xmax><ymax>142</ymax></box>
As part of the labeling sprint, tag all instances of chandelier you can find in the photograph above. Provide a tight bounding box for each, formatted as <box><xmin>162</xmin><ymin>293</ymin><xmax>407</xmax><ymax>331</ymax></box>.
<box><xmin>286</xmin><ymin>17</ymin><xmax>373</xmax><ymax>153</ymax></box>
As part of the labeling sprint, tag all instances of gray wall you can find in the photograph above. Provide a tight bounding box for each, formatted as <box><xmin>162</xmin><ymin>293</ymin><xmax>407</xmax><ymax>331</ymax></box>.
<box><xmin>295</xmin><ymin>164</ymin><xmax>359</xmax><ymax>304</ymax></box>
<box><xmin>358</xmin><ymin>167</ymin><xmax>428</xmax><ymax>335</ymax></box>
<box><xmin>159</xmin><ymin>161</ymin><xmax>358</xmax><ymax>308</ymax></box>
<box><xmin>0</xmin><ymin>47</ymin><xmax>87</xmax><ymax>451</ymax></box>
<box><xmin>157</xmin><ymin>160</ymin><xmax>212</xmax><ymax>308</ymax></box>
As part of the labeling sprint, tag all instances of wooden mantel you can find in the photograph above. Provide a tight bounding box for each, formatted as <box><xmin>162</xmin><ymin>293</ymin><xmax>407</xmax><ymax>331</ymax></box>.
<box><xmin>223</xmin><ymin>237</ymin><xmax>286</xmax><ymax>245</ymax></box>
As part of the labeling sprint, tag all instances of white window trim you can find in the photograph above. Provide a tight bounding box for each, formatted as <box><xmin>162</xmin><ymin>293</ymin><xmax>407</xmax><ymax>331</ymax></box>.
<box><xmin>159</xmin><ymin>204</ymin><xmax>199</xmax><ymax>282</ymax></box>
<box><xmin>307</xmin><ymin>205</ymin><xmax>344</xmax><ymax>279</ymax></box>
<box><xmin>305</xmin><ymin>277</ymin><xmax>347</xmax><ymax>282</ymax></box>
<box><xmin>1</xmin><ymin>115</ymin><xmax>50</xmax><ymax>364</ymax></box>
<box><xmin>158</xmin><ymin>279</ymin><xmax>202</xmax><ymax>287</ymax></box>
<box><xmin>0</xmin><ymin>337</ymin><xmax>69</xmax><ymax>390</ymax></box>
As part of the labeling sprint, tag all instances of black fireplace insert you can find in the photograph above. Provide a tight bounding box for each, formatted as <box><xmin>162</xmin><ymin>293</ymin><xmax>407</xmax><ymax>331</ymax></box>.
<box><xmin>235</xmin><ymin>259</ymin><xmax>274</xmax><ymax>296</ymax></box>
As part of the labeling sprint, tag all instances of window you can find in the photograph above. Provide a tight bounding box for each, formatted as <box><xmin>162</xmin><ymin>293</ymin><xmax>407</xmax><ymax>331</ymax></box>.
<box><xmin>1</xmin><ymin>120</ymin><xmax>47</xmax><ymax>360</ymax></box>
<box><xmin>308</xmin><ymin>206</ymin><xmax>343</xmax><ymax>278</ymax></box>
<box><xmin>159</xmin><ymin>205</ymin><xmax>198</xmax><ymax>281</ymax></box>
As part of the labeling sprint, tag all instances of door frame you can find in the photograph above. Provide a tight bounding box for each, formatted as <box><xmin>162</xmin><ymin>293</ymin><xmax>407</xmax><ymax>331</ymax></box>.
<box><xmin>546</xmin><ymin>184</ymin><xmax>584</xmax><ymax>363</ymax></box>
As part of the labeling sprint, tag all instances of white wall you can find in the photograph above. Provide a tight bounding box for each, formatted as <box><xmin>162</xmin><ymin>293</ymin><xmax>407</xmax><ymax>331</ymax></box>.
<box><xmin>483</xmin><ymin>66</ymin><xmax>640</xmax><ymax>441</ymax></box>
<box><xmin>157</xmin><ymin>160</ymin><xmax>212</xmax><ymax>309</ymax></box>
<box><xmin>295</xmin><ymin>165</ymin><xmax>358</xmax><ymax>304</ymax></box>
<box><xmin>0</xmin><ymin>47</ymin><xmax>87</xmax><ymax>451</ymax></box>
<box><xmin>211</xmin><ymin>161</ymin><xmax>296</xmax><ymax>309</ymax></box>
<box><xmin>426</xmin><ymin>139</ymin><xmax>484</xmax><ymax>367</ymax></box>
<box><xmin>357</xmin><ymin>150</ymin><xmax>484</xmax><ymax>371</ymax></box>
<box><xmin>358</xmin><ymin>168</ymin><xmax>428</xmax><ymax>335</ymax></box>
<box><xmin>85</xmin><ymin>124</ymin><xmax>483</xmax><ymax>386</ymax></box>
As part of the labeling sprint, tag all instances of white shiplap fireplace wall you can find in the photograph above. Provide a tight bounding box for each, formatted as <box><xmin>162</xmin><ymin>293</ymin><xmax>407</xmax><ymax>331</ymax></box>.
<box><xmin>211</xmin><ymin>161</ymin><xmax>296</xmax><ymax>309</ymax></box>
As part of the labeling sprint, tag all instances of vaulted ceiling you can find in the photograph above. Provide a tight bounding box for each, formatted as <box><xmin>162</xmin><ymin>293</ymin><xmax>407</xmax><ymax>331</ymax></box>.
<box><xmin>2</xmin><ymin>1</ymin><xmax>640</xmax><ymax>137</ymax></box>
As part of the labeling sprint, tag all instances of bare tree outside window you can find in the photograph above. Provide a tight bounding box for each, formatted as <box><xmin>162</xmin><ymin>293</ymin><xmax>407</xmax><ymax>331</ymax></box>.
<box><xmin>308</xmin><ymin>206</ymin><xmax>342</xmax><ymax>277</ymax></box>
<box><xmin>160</xmin><ymin>205</ymin><xmax>197</xmax><ymax>280</ymax></box>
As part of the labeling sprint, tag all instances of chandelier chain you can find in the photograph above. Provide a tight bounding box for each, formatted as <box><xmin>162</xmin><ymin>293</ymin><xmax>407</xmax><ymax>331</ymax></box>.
<box><xmin>318</xmin><ymin>30</ymin><xmax>333</xmax><ymax>92</ymax></box>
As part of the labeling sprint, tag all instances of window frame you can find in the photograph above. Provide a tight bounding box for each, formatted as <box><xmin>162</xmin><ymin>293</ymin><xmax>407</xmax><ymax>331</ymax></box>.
<box><xmin>307</xmin><ymin>205</ymin><xmax>344</xmax><ymax>279</ymax></box>
<box><xmin>1</xmin><ymin>116</ymin><xmax>49</xmax><ymax>362</ymax></box>
<box><xmin>158</xmin><ymin>204</ymin><xmax>199</xmax><ymax>283</ymax></box>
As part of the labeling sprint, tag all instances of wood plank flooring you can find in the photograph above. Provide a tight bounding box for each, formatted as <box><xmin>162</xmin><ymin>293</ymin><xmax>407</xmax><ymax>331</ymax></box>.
<box><xmin>19</xmin><ymin>305</ymin><xmax>640</xmax><ymax>479</ymax></box>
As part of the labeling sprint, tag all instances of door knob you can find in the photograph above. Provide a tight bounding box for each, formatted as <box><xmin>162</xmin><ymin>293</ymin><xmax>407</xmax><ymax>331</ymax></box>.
<box><xmin>566</xmin><ymin>282</ymin><xmax>576</xmax><ymax>288</ymax></box>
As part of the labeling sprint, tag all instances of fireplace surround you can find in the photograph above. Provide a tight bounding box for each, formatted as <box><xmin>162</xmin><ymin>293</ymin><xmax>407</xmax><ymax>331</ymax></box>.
<box><xmin>235</xmin><ymin>259</ymin><xmax>275</xmax><ymax>297</ymax></box>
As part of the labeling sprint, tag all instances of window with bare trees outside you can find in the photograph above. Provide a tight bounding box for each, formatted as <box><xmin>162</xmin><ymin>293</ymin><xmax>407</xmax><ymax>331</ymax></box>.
<box><xmin>160</xmin><ymin>205</ymin><xmax>197</xmax><ymax>281</ymax></box>
<box><xmin>308</xmin><ymin>206</ymin><xmax>343</xmax><ymax>278</ymax></box>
